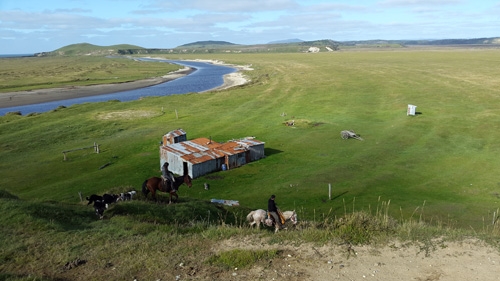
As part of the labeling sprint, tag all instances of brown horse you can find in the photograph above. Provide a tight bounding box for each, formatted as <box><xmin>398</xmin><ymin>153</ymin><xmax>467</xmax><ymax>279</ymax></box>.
<box><xmin>142</xmin><ymin>174</ymin><xmax>192</xmax><ymax>203</ymax></box>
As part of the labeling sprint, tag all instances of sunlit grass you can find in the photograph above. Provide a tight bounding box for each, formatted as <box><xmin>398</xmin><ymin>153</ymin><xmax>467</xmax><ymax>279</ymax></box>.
<box><xmin>0</xmin><ymin>56</ymin><xmax>181</xmax><ymax>92</ymax></box>
<box><xmin>2</xmin><ymin>49</ymin><xmax>500</xmax><ymax>228</ymax></box>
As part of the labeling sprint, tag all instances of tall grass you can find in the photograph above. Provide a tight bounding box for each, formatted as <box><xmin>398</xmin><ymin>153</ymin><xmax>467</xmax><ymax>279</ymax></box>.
<box><xmin>0</xmin><ymin>187</ymin><xmax>499</xmax><ymax>280</ymax></box>
<box><xmin>206</xmin><ymin>249</ymin><xmax>280</xmax><ymax>269</ymax></box>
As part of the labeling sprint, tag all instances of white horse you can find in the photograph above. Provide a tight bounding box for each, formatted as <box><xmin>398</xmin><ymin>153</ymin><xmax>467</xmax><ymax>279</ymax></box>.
<box><xmin>246</xmin><ymin>209</ymin><xmax>298</xmax><ymax>233</ymax></box>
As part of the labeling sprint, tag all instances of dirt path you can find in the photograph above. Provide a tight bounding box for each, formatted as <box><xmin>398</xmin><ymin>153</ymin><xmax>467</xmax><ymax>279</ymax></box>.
<box><xmin>209</xmin><ymin>238</ymin><xmax>500</xmax><ymax>281</ymax></box>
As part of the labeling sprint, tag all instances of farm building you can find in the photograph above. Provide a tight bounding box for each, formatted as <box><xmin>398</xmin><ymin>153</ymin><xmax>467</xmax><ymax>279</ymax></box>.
<box><xmin>160</xmin><ymin>129</ymin><xmax>265</xmax><ymax>179</ymax></box>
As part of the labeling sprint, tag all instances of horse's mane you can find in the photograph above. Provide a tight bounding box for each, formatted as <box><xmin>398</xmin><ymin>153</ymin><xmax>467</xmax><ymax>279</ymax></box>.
<box><xmin>282</xmin><ymin>210</ymin><xmax>297</xmax><ymax>224</ymax></box>
<box><xmin>172</xmin><ymin>174</ymin><xmax>192</xmax><ymax>188</ymax></box>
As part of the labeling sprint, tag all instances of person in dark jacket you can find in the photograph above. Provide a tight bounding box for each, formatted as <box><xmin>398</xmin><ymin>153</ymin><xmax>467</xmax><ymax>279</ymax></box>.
<box><xmin>267</xmin><ymin>194</ymin><xmax>284</xmax><ymax>229</ymax></box>
<box><xmin>161</xmin><ymin>162</ymin><xmax>176</xmax><ymax>192</ymax></box>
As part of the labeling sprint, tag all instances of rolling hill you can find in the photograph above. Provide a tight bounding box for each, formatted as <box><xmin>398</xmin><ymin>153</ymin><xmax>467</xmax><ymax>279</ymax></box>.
<box><xmin>36</xmin><ymin>37</ymin><xmax>500</xmax><ymax>57</ymax></box>
<box><xmin>37</xmin><ymin>43</ymin><xmax>144</xmax><ymax>56</ymax></box>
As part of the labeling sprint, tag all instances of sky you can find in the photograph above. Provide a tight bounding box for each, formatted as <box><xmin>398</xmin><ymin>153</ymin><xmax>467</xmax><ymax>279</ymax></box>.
<box><xmin>1</xmin><ymin>0</ymin><xmax>499</xmax><ymax>54</ymax></box>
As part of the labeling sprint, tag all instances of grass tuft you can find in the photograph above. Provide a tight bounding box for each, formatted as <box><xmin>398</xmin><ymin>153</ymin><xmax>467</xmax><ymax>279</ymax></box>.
<box><xmin>206</xmin><ymin>249</ymin><xmax>280</xmax><ymax>269</ymax></box>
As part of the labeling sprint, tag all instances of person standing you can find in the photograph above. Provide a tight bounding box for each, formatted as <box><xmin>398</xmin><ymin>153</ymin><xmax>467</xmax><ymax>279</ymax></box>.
<box><xmin>161</xmin><ymin>162</ymin><xmax>176</xmax><ymax>192</ymax></box>
<box><xmin>268</xmin><ymin>195</ymin><xmax>284</xmax><ymax>229</ymax></box>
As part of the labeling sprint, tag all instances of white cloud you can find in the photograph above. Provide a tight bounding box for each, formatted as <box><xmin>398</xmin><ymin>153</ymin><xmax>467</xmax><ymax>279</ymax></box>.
<box><xmin>53</xmin><ymin>8</ymin><xmax>92</xmax><ymax>13</ymax></box>
<box><xmin>0</xmin><ymin>0</ymin><xmax>498</xmax><ymax>53</ymax></box>
<box><xmin>147</xmin><ymin>0</ymin><xmax>300</xmax><ymax>13</ymax></box>
<box><xmin>0</xmin><ymin>10</ymin><xmax>110</xmax><ymax>30</ymax></box>
<box><xmin>378</xmin><ymin>0</ymin><xmax>460</xmax><ymax>6</ymax></box>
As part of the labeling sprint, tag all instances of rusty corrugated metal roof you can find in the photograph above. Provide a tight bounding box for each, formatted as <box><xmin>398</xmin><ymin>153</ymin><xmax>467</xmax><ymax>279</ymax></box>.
<box><xmin>237</xmin><ymin>138</ymin><xmax>265</xmax><ymax>146</ymax></box>
<box><xmin>189</xmin><ymin>138</ymin><xmax>225</xmax><ymax>149</ymax></box>
<box><xmin>161</xmin><ymin>139</ymin><xmax>225</xmax><ymax>164</ymax></box>
<box><xmin>216</xmin><ymin>141</ymin><xmax>247</xmax><ymax>154</ymax></box>
<box><xmin>165</xmin><ymin>128</ymin><xmax>187</xmax><ymax>138</ymax></box>
<box><xmin>161</xmin><ymin>137</ymin><xmax>264</xmax><ymax>164</ymax></box>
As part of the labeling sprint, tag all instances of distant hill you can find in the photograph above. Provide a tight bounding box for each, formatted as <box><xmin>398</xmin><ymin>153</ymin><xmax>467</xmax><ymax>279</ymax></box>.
<box><xmin>37</xmin><ymin>37</ymin><xmax>500</xmax><ymax>57</ymax></box>
<box><xmin>176</xmin><ymin>39</ymin><xmax>341</xmax><ymax>53</ymax></box>
<box><xmin>37</xmin><ymin>43</ymin><xmax>144</xmax><ymax>56</ymax></box>
<box><xmin>178</xmin><ymin>41</ymin><xmax>239</xmax><ymax>48</ymax></box>
<box><xmin>406</xmin><ymin>37</ymin><xmax>500</xmax><ymax>45</ymax></box>
<box><xmin>341</xmin><ymin>37</ymin><xmax>500</xmax><ymax>46</ymax></box>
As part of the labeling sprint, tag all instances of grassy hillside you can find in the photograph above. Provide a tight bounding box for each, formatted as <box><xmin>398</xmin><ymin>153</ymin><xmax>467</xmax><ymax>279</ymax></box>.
<box><xmin>2</xmin><ymin>49</ymin><xmax>500</xmax><ymax>227</ymax></box>
<box><xmin>0</xmin><ymin>56</ymin><xmax>181</xmax><ymax>92</ymax></box>
<box><xmin>179</xmin><ymin>40</ymin><xmax>239</xmax><ymax>47</ymax></box>
<box><xmin>49</xmin><ymin>43</ymin><xmax>144</xmax><ymax>56</ymax></box>
<box><xmin>2</xmin><ymin>48</ymin><xmax>500</xmax><ymax>280</ymax></box>
<box><xmin>35</xmin><ymin>38</ymin><xmax>500</xmax><ymax>58</ymax></box>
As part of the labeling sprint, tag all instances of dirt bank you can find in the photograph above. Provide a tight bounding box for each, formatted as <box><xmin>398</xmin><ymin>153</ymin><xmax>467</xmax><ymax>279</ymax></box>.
<box><xmin>209</xmin><ymin>238</ymin><xmax>500</xmax><ymax>281</ymax></box>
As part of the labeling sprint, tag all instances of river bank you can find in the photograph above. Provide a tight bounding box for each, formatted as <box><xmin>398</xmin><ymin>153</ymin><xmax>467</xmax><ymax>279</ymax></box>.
<box><xmin>0</xmin><ymin>60</ymin><xmax>250</xmax><ymax>109</ymax></box>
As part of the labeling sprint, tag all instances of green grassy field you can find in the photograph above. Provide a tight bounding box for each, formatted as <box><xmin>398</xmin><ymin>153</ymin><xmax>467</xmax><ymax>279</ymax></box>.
<box><xmin>3</xmin><ymin>49</ymin><xmax>500</xmax><ymax>227</ymax></box>
<box><xmin>0</xmin><ymin>56</ymin><xmax>180</xmax><ymax>92</ymax></box>
<box><xmin>2</xmin><ymin>48</ymin><xmax>500</xmax><ymax>280</ymax></box>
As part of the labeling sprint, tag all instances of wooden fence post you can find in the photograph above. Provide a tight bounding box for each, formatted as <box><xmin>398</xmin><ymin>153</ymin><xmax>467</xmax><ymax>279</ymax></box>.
<box><xmin>63</xmin><ymin>143</ymin><xmax>100</xmax><ymax>160</ymax></box>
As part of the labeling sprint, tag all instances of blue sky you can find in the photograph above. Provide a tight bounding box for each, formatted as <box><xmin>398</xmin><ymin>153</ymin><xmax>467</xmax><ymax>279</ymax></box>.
<box><xmin>1</xmin><ymin>0</ymin><xmax>499</xmax><ymax>54</ymax></box>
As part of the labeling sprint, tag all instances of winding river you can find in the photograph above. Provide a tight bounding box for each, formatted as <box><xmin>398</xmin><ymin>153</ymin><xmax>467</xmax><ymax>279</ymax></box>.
<box><xmin>0</xmin><ymin>59</ymin><xmax>236</xmax><ymax>116</ymax></box>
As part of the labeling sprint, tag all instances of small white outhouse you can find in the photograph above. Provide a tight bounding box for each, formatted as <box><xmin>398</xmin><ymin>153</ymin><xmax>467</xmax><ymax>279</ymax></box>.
<box><xmin>407</xmin><ymin>104</ymin><xmax>417</xmax><ymax>116</ymax></box>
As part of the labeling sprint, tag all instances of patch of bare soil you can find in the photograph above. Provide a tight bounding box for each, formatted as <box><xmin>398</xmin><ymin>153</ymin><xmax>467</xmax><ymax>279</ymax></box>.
<box><xmin>95</xmin><ymin>109</ymin><xmax>162</xmax><ymax>120</ymax></box>
<box><xmin>208</xmin><ymin>238</ymin><xmax>500</xmax><ymax>281</ymax></box>
<box><xmin>282</xmin><ymin>118</ymin><xmax>325</xmax><ymax>128</ymax></box>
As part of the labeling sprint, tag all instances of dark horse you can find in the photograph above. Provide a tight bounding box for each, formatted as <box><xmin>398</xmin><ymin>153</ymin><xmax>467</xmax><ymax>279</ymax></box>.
<box><xmin>142</xmin><ymin>174</ymin><xmax>192</xmax><ymax>203</ymax></box>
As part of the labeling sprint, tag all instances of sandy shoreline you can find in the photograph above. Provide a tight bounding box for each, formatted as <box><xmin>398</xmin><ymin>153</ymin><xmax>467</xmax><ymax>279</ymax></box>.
<box><xmin>0</xmin><ymin>60</ymin><xmax>250</xmax><ymax>109</ymax></box>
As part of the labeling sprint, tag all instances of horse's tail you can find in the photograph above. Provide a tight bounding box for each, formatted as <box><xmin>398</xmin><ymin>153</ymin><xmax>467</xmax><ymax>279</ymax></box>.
<box><xmin>246</xmin><ymin>211</ymin><xmax>254</xmax><ymax>222</ymax></box>
<box><xmin>142</xmin><ymin>180</ymin><xmax>149</xmax><ymax>196</ymax></box>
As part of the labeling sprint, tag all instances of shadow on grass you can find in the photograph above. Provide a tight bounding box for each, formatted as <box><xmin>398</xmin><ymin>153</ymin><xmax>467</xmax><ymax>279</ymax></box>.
<box><xmin>107</xmin><ymin>197</ymin><xmax>246</xmax><ymax>226</ymax></box>
<box><xmin>264</xmin><ymin>147</ymin><xmax>283</xmax><ymax>156</ymax></box>
<box><xmin>1</xmin><ymin>188</ymin><xmax>252</xmax><ymax>233</ymax></box>
<box><xmin>6</xmin><ymin>201</ymin><xmax>98</xmax><ymax>231</ymax></box>
<box><xmin>31</xmin><ymin>202</ymin><xmax>102</xmax><ymax>229</ymax></box>
<box><xmin>1</xmin><ymin>189</ymin><xmax>98</xmax><ymax>231</ymax></box>
<box><xmin>331</xmin><ymin>191</ymin><xmax>349</xmax><ymax>201</ymax></box>
<box><xmin>0</xmin><ymin>273</ymin><xmax>55</xmax><ymax>281</ymax></box>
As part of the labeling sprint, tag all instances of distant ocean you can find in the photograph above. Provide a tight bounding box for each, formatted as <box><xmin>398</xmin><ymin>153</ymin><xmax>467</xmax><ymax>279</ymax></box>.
<box><xmin>0</xmin><ymin>54</ymin><xmax>35</xmax><ymax>58</ymax></box>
